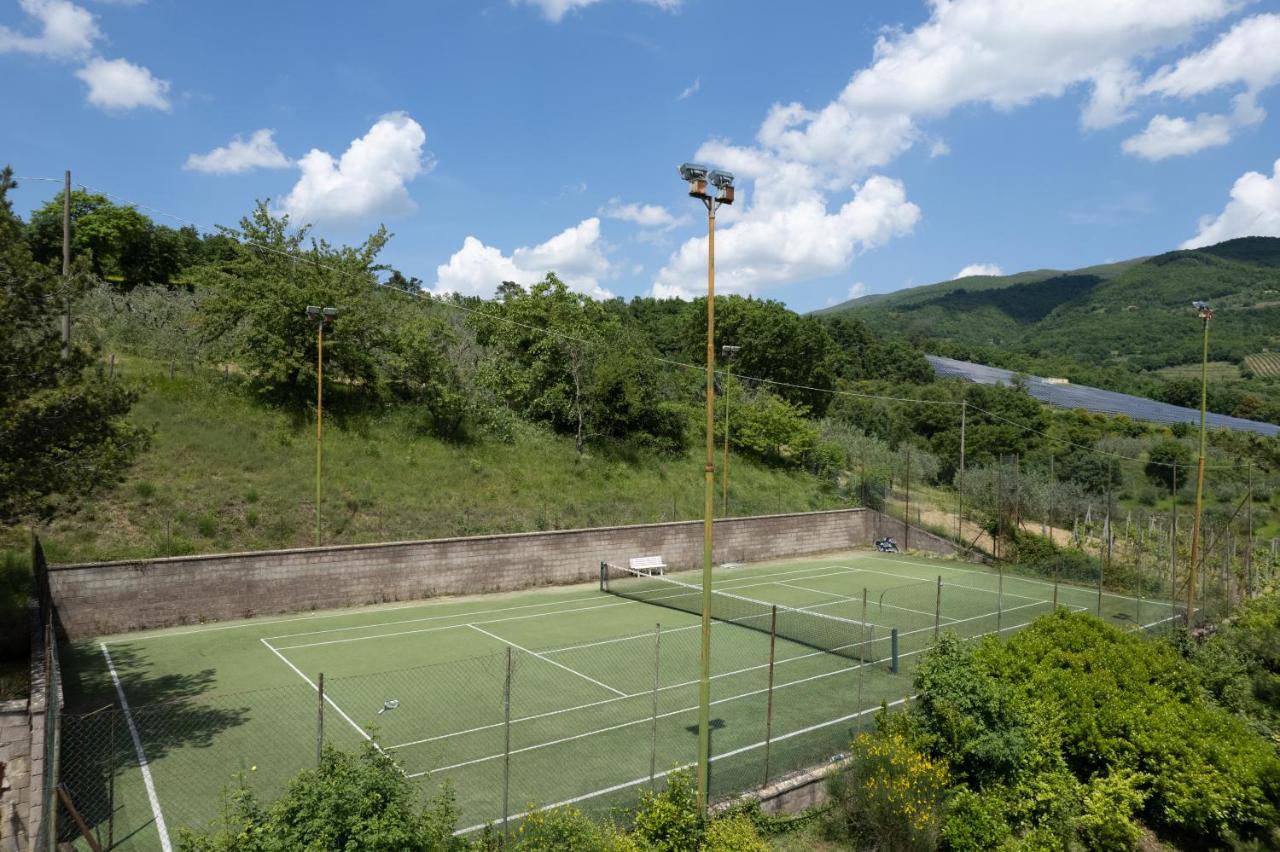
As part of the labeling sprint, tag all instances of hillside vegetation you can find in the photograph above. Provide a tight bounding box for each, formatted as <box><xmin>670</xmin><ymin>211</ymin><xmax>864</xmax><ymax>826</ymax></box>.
<box><xmin>824</xmin><ymin>237</ymin><xmax>1280</xmax><ymax>424</ymax></box>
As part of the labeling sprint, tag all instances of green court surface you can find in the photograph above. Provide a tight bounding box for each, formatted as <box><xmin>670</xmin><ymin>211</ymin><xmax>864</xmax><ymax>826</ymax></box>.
<box><xmin>55</xmin><ymin>550</ymin><xmax>1177</xmax><ymax>850</ymax></box>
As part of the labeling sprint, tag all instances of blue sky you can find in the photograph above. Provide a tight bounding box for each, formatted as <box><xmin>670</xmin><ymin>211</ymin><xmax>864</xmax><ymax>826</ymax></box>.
<box><xmin>3</xmin><ymin>0</ymin><xmax>1280</xmax><ymax>312</ymax></box>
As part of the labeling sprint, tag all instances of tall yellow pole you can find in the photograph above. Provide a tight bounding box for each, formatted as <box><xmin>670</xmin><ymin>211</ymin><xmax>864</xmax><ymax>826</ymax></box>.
<box><xmin>315</xmin><ymin>322</ymin><xmax>324</xmax><ymax>547</ymax></box>
<box><xmin>1186</xmin><ymin>315</ymin><xmax>1211</xmax><ymax>623</ymax></box>
<box><xmin>696</xmin><ymin>203</ymin><xmax>716</xmax><ymax>814</ymax></box>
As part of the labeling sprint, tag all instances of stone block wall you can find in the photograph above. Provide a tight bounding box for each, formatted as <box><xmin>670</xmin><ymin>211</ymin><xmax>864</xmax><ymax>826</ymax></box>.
<box><xmin>50</xmin><ymin>509</ymin><xmax>894</xmax><ymax>639</ymax></box>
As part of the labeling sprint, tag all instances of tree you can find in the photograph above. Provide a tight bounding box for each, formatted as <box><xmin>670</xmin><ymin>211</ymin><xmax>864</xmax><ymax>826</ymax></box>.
<box><xmin>0</xmin><ymin>167</ymin><xmax>147</xmax><ymax>521</ymax></box>
<box><xmin>192</xmin><ymin>202</ymin><xmax>393</xmax><ymax>403</ymax></box>
<box><xmin>1144</xmin><ymin>439</ymin><xmax>1192</xmax><ymax>490</ymax></box>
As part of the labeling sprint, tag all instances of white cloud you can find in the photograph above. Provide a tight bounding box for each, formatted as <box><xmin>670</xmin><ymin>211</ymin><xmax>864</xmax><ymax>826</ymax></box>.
<box><xmin>652</xmin><ymin>175</ymin><xmax>919</xmax><ymax>298</ymax></box>
<box><xmin>517</xmin><ymin>0</ymin><xmax>679</xmax><ymax>23</ymax></box>
<box><xmin>928</xmin><ymin>139</ymin><xmax>950</xmax><ymax>158</ymax></box>
<box><xmin>955</xmin><ymin>263</ymin><xmax>1003</xmax><ymax>278</ymax></box>
<box><xmin>0</xmin><ymin>0</ymin><xmax>100</xmax><ymax>58</ymax></box>
<box><xmin>847</xmin><ymin>281</ymin><xmax>867</xmax><ymax>300</ymax></box>
<box><xmin>434</xmin><ymin>218</ymin><xmax>613</xmax><ymax>298</ymax></box>
<box><xmin>75</xmin><ymin>56</ymin><xmax>169</xmax><ymax>111</ymax></box>
<box><xmin>280</xmin><ymin>112</ymin><xmax>427</xmax><ymax>224</ymax></box>
<box><xmin>654</xmin><ymin>0</ymin><xmax>1239</xmax><ymax>299</ymax></box>
<box><xmin>184</xmin><ymin>129</ymin><xmax>291</xmax><ymax>175</ymax></box>
<box><xmin>1121</xmin><ymin>111</ymin><xmax>1234</xmax><ymax>159</ymax></box>
<box><xmin>678</xmin><ymin>76</ymin><xmax>700</xmax><ymax>100</ymax></box>
<box><xmin>600</xmin><ymin>199</ymin><xmax>683</xmax><ymax>230</ymax></box>
<box><xmin>1182</xmin><ymin>158</ymin><xmax>1280</xmax><ymax>248</ymax></box>
<box><xmin>1143</xmin><ymin>13</ymin><xmax>1280</xmax><ymax>100</ymax></box>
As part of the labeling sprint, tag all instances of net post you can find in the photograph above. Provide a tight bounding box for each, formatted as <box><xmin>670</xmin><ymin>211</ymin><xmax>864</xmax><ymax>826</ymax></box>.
<box><xmin>316</xmin><ymin>673</ymin><xmax>325</xmax><ymax>766</ymax></box>
<box><xmin>600</xmin><ymin>561</ymin><xmax>607</xmax><ymax>592</ymax></box>
<box><xmin>502</xmin><ymin>646</ymin><xmax>513</xmax><ymax>845</ymax></box>
<box><xmin>762</xmin><ymin>606</ymin><xmax>777</xmax><ymax>785</ymax></box>
<box><xmin>650</xmin><ymin>623</ymin><xmax>661</xmax><ymax>790</ymax></box>
<box><xmin>890</xmin><ymin>628</ymin><xmax>899</xmax><ymax>674</ymax></box>
<box><xmin>934</xmin><ymin>576</ymin><xmax>942</xmax><ymax>640</ymax></box>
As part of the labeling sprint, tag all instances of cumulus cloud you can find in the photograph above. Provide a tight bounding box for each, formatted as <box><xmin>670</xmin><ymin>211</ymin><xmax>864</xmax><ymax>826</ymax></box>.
<box><xmin>678</xmin><ymin>77</ymin><xmax>700</xmax><ymax>100</ymax></box>
<box><xmin>653</xmin><ymin>0</ymin><xmax>1240</xmax><ymax>299</ymax></box>
<box><xmin>280</xmin><ymin>113</ymin><xmax>427</xmax><ymax>224</ymax></box>
<box><xmin>955</xmin><ymin>263</ymin><xmax>1003</xmax><ymax>278</ymax></box>
<box><xmin>847</xmin><ymin>281</ymin><xmax>867</xmax><ymax>300</ymax></box>
<box><xmin>1182</xmin><ymin>158</ymin><xmax>1280</xmax><ymax>248</ymax></box>
<box><xmin>600</xmin><ymin>199</ymin><xmax>683</xmax><ymax>230</ymax></box>
<box><xmin>434</xmin><ymin>218</ymin><xmax>613</xmax><ymax>298</ymax></box>
<box><xmin>76</xmin><ymin>56</ymin><xmax>169</xmax><ymax>111</ymax></box>
<box><xmin>652</xmin><ymin>175</ymin><xmax>919</xmax><ymax>298</ymax></box>
<box><xmin>1122</xmin><ymin>111</ymin><xmax>1235</xmax><ymax>159</ymax></box>
<box><xmin>0</xmin><ymin>0</ymin><xmax>99</xmax><ymax>57</ymax></box>
<box><xmin>184</xmin><ymin>129</ymin><xmax>291</xmax><ymax>174</ymax></box>
<box><xmin>517</xmin><ymin>0</ymin><xmax>679</xmax><ymax>23</ymax></box>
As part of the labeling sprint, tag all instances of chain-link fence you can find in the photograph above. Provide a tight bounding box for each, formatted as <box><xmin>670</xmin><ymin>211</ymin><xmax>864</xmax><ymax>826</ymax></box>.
<box><xmin>46</xmin><ymin>566</ymin><xmax>1192</xmax><ymax>849</ymax></box>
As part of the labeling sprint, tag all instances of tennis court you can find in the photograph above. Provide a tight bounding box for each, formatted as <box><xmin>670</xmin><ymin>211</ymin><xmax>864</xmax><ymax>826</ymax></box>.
<box><xmin>56</xmin><ymin>549</ymin><xmax>1178</xmax><ymax>850</ymax></box>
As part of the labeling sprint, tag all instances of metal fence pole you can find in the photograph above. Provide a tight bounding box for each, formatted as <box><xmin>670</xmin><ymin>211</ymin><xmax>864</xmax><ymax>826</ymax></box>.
<box><xmin>856</xmin><ymin>589</ymin><xmax>868</xmax><ymax>732</ymax></box>
<box><xmin>762</xmin><ymin>607</ymin><xmax>777</xmax><ymax>785</ymax></box>
<box><xmin>316</xmin><ymin>673</ymin><xmax>325</xmax><ymax>765</ymax></box>
<box><xmin>890</xmin><ymin>628</ymin><xmax>899</xmax><ymax>675</ymax></box>
<box><xmin>650</xmin><ymin>624</ymin><xmax>661</xmax><ymax>790</ymax></box>
<box><xmin>997</xmin><ymin>564</ymin><xmax>1004</xmax><ymax>634</ymax></box>
<box><xmin>503</xmin><ymin>646</ymin><xmax>513</xmax><ymax>845</ymax></box>
<box><xmin>934</xmin><ymin>577</ymin><xmax>942</xmax><ymax>640</ymax></box>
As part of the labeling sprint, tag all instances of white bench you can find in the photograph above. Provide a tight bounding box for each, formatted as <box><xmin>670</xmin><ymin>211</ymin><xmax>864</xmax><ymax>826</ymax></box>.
<box><xmin>629</xmin><ymin>555</ymin><xmax>666</xmax><ymax>576</ymax></box>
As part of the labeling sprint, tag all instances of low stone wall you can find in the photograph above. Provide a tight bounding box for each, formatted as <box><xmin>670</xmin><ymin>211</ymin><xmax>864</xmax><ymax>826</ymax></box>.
<box><xmin>0</xmin><ymin>611</ymin><xmax>55</xmax><ymax>852</ymax></box>
<box><xmin>50</xmin><ymin>509</ymin><xmax>897</xmax><ymax>639</ymax></box>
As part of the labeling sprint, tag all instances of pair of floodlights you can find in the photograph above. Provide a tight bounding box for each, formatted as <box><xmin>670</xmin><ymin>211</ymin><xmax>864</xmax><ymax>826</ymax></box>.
<box><xmin>678</xmin><ymin>163</ymin><xmax>735</xmax><ymax>205</ymax></box>
<box><xmin>1192</xmin><ymin>301</ymin><xmax>1214</xmax><ymax>321</ymax></box>
<box><xmin>305</xmin><ymin>305</ymin><xmax>338</xmax><ymax>323</ymax></box>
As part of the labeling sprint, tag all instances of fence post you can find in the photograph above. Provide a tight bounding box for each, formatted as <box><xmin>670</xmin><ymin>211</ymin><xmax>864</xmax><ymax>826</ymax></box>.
<box><xmin>108</xmin><ymin>352</ymin><xmax>115</xmax><ymax>381</ymax></box>
<box><xmin>1054</xmin><ymin>556</ymin><xmax>1060</xmax><ymax>610</ymax></box>
<box><xmin>762</xmin><ymin>607</ymin><xmax>777</xmax><ymax>785</ymax></box>
<box><xmin>503</xmin><ymin>646</ymin><xmax>513</xmax><ymax>845</ymax></box>
<box><xmin>934</xmin><ymin>577</ymin><xmax>942</xmax><ymax>640</ymax></box>
<box><xmin>997</xmin><ymin>565</ymin><xmax>1004</xmax><ymax>634</ymax></box>
<box><xmin>650</xmin><ymin>624</ymin><xmax>661</xmax><ymax>790</ymax></box>
<box><xmin>856</xmin><ymin>589</ymin><xmax>869</xmax><ymax>732</ymax></box>
<box><xmin>316</xmin><ymin>673</ymin><xmax>324</xmax><ymax>765</ymax></box>
<box><xmin>890</xmin><ymin>628</ymin><xmax>899</xmax><ymax>675</ymax></box>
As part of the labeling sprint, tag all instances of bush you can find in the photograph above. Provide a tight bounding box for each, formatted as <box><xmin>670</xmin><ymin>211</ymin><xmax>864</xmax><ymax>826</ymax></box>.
<box><xmin>510</xmin><ymin>805</ymin><xmax>637</xmax><ymax>851</ymax></box>
<box><xmin>826</xmin><ymin>731</ymin><xmax>949</xmax><ymax>852</ymax></box>
<box><xmin>631</xmin><ymin>771</ymin><xmax>702</xmax><ymax>852</ymax></box>
<box><xmin>702</xmin><ymin>813</ymin><xmax>769</xmax><ymax>852</ymax></box>
<box><xmin>941</xmin><ymin>788</ymin><xmax>1010</xmax><ymax>852</ymax></box>
<box><xmin>1075</xmin><ymin>770</ymin><xmax>1148</xmax><ymax>851</ymax></box>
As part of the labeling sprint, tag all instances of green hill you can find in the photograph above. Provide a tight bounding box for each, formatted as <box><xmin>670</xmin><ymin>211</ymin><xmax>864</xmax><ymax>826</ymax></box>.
<box><xmin>823</xmin><ymin>237</ymin><xmax>1280</xmax><ymax>373</ymax></box>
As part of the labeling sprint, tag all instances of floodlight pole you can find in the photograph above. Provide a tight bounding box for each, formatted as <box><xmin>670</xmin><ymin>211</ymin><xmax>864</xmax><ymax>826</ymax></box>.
<box><xmin>680</xmin><ymin>162</ymin><xmax>734</xmax><ymax>816</ymax></box>
<box><xmin>1186</xmin><ymin>304</ymin><xmax>1212</xmax><ymax>624</ymax></box>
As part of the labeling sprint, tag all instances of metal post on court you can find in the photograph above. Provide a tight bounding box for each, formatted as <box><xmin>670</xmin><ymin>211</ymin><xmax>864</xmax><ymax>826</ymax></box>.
<box><xmin>934</xmin><ymin>576</ymin><xmax>942</xmax><ymax>640</ymax></box>
<box><xmin>762</xmin><ymin>606</ymin><xmax>777</xmax><ymax>785</ymax></box>
<box><xmin>890</xmin><ymin>628</ymin><xmax>899</xmax><ymax>675</ymax></box>
<box><xmin>503</xmin><ymin>646</ymin><xmax>513</xmax><ymax>844</ymax></box>
<box><xmin>316</xmin><ymin>673</ymin><xmax>325</xmax><ymax>766</ymax></box>
<box><xmin>997</xmin><ymin>565</ymin><xmax>1004</xmax><ymax>634</ymax></box>
<box><xmin>650</xmin><ymin>624</ymin><xmax>661</xmax><ymax>790</ymax></box>
<box><xmin>856</xmin><ymin>589</ymin><xmax>868</xmax><ymax>732</ymax></box>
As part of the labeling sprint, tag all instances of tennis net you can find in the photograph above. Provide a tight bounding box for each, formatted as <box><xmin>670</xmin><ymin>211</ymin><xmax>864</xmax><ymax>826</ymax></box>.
<box><xmin>600</xmin><ymin>562</ymin><xmax>880</xmax><ymax>662</ymax></box>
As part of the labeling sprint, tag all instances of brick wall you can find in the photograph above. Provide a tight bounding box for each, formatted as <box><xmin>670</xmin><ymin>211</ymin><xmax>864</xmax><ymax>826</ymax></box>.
<box><xmin>49</xmin><ymin>508</ymin><xmax>962</xmax><ymax>640</ymax></box>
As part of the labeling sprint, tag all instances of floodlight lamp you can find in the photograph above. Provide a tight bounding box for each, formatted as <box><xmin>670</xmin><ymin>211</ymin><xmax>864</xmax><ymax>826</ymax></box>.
<box><xmin>1193</xmin><ymin>300</ymin><xmax>1213</xmax><ymax>320</ymax></box>
<box><xmin>305</xmin><ymin>305</ymin><xmax>322</xmax><ymax>319</ymax></box>
<box><xmin>322</xmin><ymin>307</ymin><xmax>339</xmax><ymax>321</ymax></box>
<box><xmin>721</xmin><ymin>344</ymin><xmax>741</xmax><ymax>356</ymax></box>
<box><xmin>679</xmin><ymin>163</ymin><xmax>709</xmax><ymax>182</ymax></box>
<box><xmin>708</xmin><ymin>170</ymin><xmax>734</xmax><ymax>189</ymax></box>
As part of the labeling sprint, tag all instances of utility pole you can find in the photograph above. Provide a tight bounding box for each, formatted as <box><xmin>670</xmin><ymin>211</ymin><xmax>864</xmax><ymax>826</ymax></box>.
<box><xmin>957</xmin><ymin>400</ymin><xmax>966</xmax><ymax>543</ymax></box>
<box><xmin>904</xmin><ymin>445</ymin><xmax>911</xmax><ymax>551</ymax></box>
<box><xmin>61</xmin><ymin>170</ymin><xmax>71</xmax><ymax>359</ymax></box>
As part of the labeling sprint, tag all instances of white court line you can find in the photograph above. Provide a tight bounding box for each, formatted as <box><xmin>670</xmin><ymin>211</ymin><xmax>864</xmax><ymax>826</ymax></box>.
<box><xmin>100</xmin><ymin>643</ymin><xmax>173</xmax><ymax>852</ymax></box>
<box><xmin>259</xmin><ymin>638</ymin><xmax>374</xmax><ymax>744</ymax></box>
<box><xmin>775</xmin><ymin>581</ymin><xmax>955</xmax><ymax>623</ymax></box>
<box><xmin>468</xmin><ymin>624</ymin><xmax>627</xmax><ymax>697</ymax></box>
<box><xmin>450</xmin><ymin>599</ymin><xmax>1183</xmax><ymax>833</ymax></box>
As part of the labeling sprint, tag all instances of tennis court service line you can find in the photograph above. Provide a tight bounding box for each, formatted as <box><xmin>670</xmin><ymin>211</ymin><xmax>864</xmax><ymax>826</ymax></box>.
<box><xmin>259</xmin><ymin>638</ymin><xmax>374</xmax><ymax>744</ymax></box>
<box><xmin>100</xmin><ymin>643</ymin><xmax>173</xmax><ymax>852</ymax></box>
<box><xmin>774</xmin><ymin>581</ymin><xmax>956</xmax><ymax>623</ymax></box>
<box><xmin>467</xmin><ymin>624</ymin><xmax>627</xmax><ymax>697</ymax></box>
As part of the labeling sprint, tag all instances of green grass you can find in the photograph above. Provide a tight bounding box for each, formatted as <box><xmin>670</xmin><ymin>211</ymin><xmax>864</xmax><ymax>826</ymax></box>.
<box><xmin>54</xmin><ymin>549</ymin><xmax>1176</xmax><ymax>850</ymax></box>
<box><xmin>1244</xmin><ymin>352</ymin><xmax>1280</xmax><ymax>378</ymax></box>
<box><xmin>6</xmin><ymin>355</ymin><xmax>843</xmax><ymax>564</ymax></box>
<box><xmin>1155</xmin><ymin>361</ymin><xmax>1242</xmax><ymax>381</ymax></box>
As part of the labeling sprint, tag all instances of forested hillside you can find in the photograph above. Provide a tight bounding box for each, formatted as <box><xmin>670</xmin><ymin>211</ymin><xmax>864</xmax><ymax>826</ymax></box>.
<box><xmin>824</xmin><ymin>237</ymin><xmax>1280</xmax><ymax>425</ymax></box>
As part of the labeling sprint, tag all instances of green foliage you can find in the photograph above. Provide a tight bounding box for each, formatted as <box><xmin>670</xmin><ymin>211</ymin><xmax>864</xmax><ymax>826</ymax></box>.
<box><xmin>825</xmin><ymin>730</ymin><xmax>949</xmax><ymax>852</ymax></box>
<box><xmin>631</xmin><ymin>770</ymin><xmax>702</xmax><ymax>852</ymax></box>
<box><xmin>1187</xmin><ymin>586</ymin><xmax>1280</xmax><ymax>740</ymax></box>
<box><xmin>941</xmin><ymin>787</ymin><xmax>1010</xmax><ymax>851</ymax></box>
<box><xmin>721</xmin><ymin>388</ymin><xmax>816</xmax><ymax>466</ymax></box>
<box><xmin>1075</xmin><ymin>770</ymin><xmax>1148</xmax><ymax>851</ymax></box>
<box><xmin>509</xmin><ymin>805</ymin><xmax>637</xmax><ymax>851</ymax></box>
<box><xmin>0</xmin><ymin>168</ymin><xmax>148</xmax><ymax>521</ymax></box>
<box><xmin>701</xmin><ymin>813</ymin><xmax>769</xmax><ymax>852</ymax></box>
<box><xmin>1144</xmin><ymin>438</ymin><xmax>1193</xmax><ymax>489</ymax></box>
<box><xmin>177</xmin><ymin>743</ymin><xmax>465</xmax><ymax>851</ymax></box>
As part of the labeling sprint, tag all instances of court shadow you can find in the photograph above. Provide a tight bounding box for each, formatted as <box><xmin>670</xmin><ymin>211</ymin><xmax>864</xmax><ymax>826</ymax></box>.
<box><xmin>55</xmin><ymin>642</ymin><xmax>250</xmax><ymax>848</ymax></box>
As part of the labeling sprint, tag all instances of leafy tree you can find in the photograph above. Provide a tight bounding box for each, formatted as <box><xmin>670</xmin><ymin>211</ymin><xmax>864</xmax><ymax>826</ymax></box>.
<box><xmin>1144</xmin><ymin>439</ymin><xmax>1193</xmax><ymax>490</ymax></box>
<box><xmin>0</xmin><ymin>168</ymin><xmax>147</xmax><ymax>521</ymax></box>
<box><xmin>177</xmin><ymin>743</ymin><xmax>465</xmax><ymax>851</ymax></box>
<box><xmin>823</xmin><ymin>314</ymin><xmax>932</xmax><ymax>384</ymax></box>
<box><xmin>193</xmin><ymin>203</ymin><xmax>392</xmax><ymax>403</ymax></box>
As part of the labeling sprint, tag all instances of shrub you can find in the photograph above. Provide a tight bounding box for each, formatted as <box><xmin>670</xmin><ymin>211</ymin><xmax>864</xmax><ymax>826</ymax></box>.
<box><xmin>826</xmin><ymin>731</ymin><xmax>949</xmax><ymax>852</ymax></box>
<box><xmin>1075</xmin><ymin>770</ymin><xmax>1148</xmax><ymax>851</ymax></box>
<box><xmin>631</xmin><ymin>771</ymin><xmax>701</xmax><ymax>852</ymax></box>
<box><xmin>702</xmin><ymin>813</ymin><xmax>769</xmax><ymax>852</ymax></box>
<box><xmin>510</xmin><ymin>805</ymin><xmax>637</xmax><ymax>851</ymax></box>
<box><xmin>942</xmin><ymin>788</ymin><xmax>1010</xmax><ymax>852</ymax></box>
